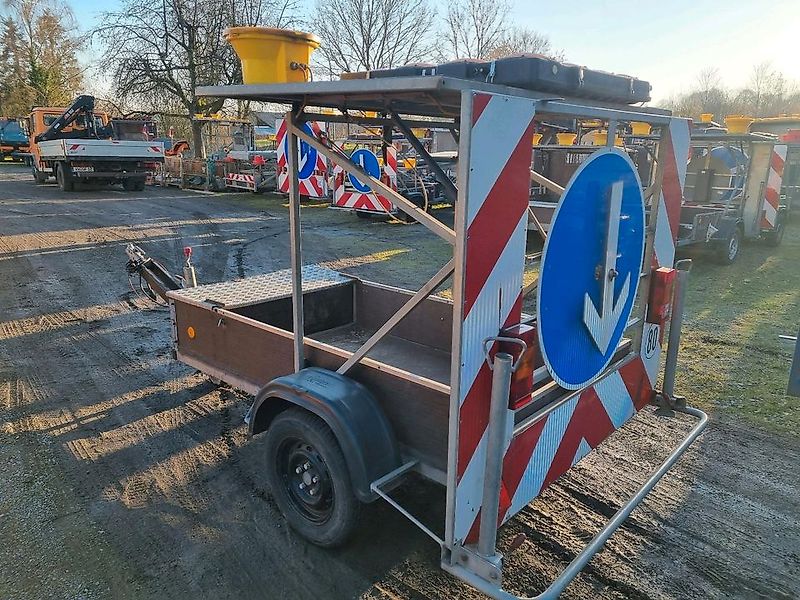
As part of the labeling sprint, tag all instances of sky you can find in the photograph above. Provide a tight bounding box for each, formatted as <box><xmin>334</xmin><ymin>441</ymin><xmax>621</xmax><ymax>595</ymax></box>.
<box><xmin>67</xmin><ymin>0</ymin><xmax>800</xmax><ymax>103</ymax></box>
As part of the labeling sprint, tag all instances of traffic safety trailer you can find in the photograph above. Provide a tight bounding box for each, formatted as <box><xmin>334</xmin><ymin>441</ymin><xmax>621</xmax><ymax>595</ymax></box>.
<box><xmin>130</xmin><ymin>76</ymin><xmax>707</xmax><ymax>599</ymax></box>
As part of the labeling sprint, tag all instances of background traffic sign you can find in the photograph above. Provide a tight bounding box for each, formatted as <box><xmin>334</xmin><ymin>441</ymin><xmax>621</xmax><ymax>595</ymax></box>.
<box><xmin>282</xmin><ymin>121</ymin><xmax>318</xmax><ymax>180</ymax></box>
<box><xmin>537</xmin><ymin>148</ymin><xmax>646</xmax><ymax>389</ymax></box>
<box><xmin>348</xmin><ymin>148</ymin><xmax>381</xmax><ymax>192</ymax></box>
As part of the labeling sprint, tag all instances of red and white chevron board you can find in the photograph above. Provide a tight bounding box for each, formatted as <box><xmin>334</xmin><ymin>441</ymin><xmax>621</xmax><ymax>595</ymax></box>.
<box><xmin>225</xmin><ymin>172</ymin><xmax>256</xmax><ymax>191</ymax></box>
<box><xmin>332</xmin><ymin>145</ymin><xmax>397</xmax><ymax>212</ymax></box>
<box><xmin>452</xmin><ymin>92</ymin><xmax>537</xmax><ymax>543</ymax></box>
<box><xmin>642</xmin><ymin>118</ymin><xmax>691</xmax><ymax>384</ymax></box>
<box><xmin>761</xmin><ymin>144</ymin><xmax>787</xmax><ymax>230</ymax></box>
<box><xmin>451</xmin><ymin>104</ymin><xmax>692</xmax><ymax>545</ymax></box>
<box><xmin>652</xmin><ymin>119</ymin><xmax>692</xmax><ymax>270</ymax></box>
<box><xmin>276</xmin><ymin>119</ymin><xmax>328</xmax><ymax>198</ymax></box>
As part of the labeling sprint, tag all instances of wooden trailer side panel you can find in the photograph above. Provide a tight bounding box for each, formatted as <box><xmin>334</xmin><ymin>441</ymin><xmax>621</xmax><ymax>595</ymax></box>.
<box><xmin>172</xmin><ymin>298</ymin><xmax>451</xmax><ymax>473</ymax></box>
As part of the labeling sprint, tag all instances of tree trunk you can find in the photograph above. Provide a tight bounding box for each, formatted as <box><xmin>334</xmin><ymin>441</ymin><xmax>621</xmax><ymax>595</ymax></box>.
<box><xmin>191</xmin><ymin>119</ymin><xmax>204</xmax><ymax>158</ymax></box>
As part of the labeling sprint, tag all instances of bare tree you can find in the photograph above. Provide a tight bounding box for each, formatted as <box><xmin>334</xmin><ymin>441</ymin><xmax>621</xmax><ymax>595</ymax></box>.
<box><xmin>312</xmin><ymin>0</ymin><xmax>436</xmax><ymax>77</ymax></box>
<box><xmin>441</xmin><ymin>0</ymin><xmax>510</xmax><ymax>60</ymax></box>
<box><xmin>487</xmin><ymin>26</ymin><xmax>564</xmax><ymax>60</ymax></box>
<box><xmin>95</xmin><ymin>0</ymin><xmax>299</xmax><ymax>156</ymax></box>
<box><xmin>0</xmin><ymin>0</ymin><xmax>85</xmax><ymax>113</ymax></box>
<box><xmin>662</xmin><ymin>64</ymin><xmax>800</xmax><ymax>122</ymax></box>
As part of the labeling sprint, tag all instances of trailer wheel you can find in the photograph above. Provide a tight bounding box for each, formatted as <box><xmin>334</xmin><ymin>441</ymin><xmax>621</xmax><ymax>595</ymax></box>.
<box><xmin>715</xmin><ymin>227</ymin><xmax>741</xmax><ymax>265</ymax></box>
<box><xmin>764</xmin><ymin>220</ymin><xmax>785</xmax><ymax>247</ymax></box>
<box><xmin>264</xmin><ymin>408</ymin><xmax>359</xmax><ymax>547</ymax></box>
<box><xmin>55</xmin><ymin>163</ymin><xmax>74</xmax><ymax>192</ymax></box>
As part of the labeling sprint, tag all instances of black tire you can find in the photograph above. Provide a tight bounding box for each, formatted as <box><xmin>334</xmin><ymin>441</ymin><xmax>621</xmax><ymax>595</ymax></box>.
<box><xmin>32</xmin><ymin>167</ymin><xmax>48</xmax><ymax>184</ymax></box>
<box><xmin>263</xmin><ymin>408</ymin><xmax>359</xmax><ymax>547</ymax></box>
<box><xmin>399</xmin><ymin>192</ymin><xmax>427</xmax><ymax>223</ymax></box>
<box><xmin>764</xmin><ymin>220</ymin><xmax>785</xmax><ymax>247</ymax></box>
<box><xmin>55</xmin><ymin>163</ymin><xmax>74</xmax><ymax>191</ymax></box>
<box><xmin>123</xmin><ymin>177</ymin><xmax>146</xmax><ymax>192</ymax></box>
<box><xmin>715</xmin><ymin>227</ymin><xmax>741</xmax><ymax>265</ymax></box>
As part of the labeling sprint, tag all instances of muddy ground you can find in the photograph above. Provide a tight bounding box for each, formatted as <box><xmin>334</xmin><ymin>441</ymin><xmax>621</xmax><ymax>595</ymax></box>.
<box><xmin>0</xmin><ymin>162</ymin><xmax>797</xmax><ymax>600</ymax></box>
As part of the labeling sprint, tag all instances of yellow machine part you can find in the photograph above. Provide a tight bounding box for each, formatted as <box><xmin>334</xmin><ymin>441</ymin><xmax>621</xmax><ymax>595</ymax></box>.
<box><xmin>556</xmin><ymin>132</ymin><xmax>577</xmax><ymax>145</ymax></box>
<box><xmin>225</xmin><ymin>27</ymin><xmax>321</xmax><ymax>84</ymax></box>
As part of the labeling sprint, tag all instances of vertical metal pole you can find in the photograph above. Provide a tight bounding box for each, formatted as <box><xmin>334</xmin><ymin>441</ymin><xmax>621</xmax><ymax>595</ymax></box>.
<box><xmin>607</xmin><ymin>120</ymin><xmax>618</xmax><ymax>146</ymax></box>
<box><xmin>662</xmin><ymin>259</ymin><xmax>692</xmax><ymax>400</ymax></box>
<box><xmin>286</xmin><ymin>110</ymin><xmax>305</xmax><ymax>373</ymax></box>
<box><xmin>477</xmin><ymin>352</ymin><xmax>513</xmax><ymax>558</ymax></box>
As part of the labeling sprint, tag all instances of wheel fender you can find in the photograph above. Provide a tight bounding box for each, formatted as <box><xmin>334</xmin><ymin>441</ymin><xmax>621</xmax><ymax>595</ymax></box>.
<box><xmin>247</xmin><ymin>367</ymin><xmax>401</xmax><ymax>503</ymax></box>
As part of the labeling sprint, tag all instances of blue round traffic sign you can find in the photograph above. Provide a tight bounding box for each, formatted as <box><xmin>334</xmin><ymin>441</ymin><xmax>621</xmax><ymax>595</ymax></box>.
<box><xmin>537</xmin><ymin>148</ymin><xmax>645</xmax><ymax>390</ymax></box>
<box><xmin>348</xmin><ymin>148</ymin><xmax>381</xmax><ymax>192</ymax></box>
<box><xmin>282</xmin><ymin>122</ymin><xmax>318</xmax><ymax>179</ymax></box>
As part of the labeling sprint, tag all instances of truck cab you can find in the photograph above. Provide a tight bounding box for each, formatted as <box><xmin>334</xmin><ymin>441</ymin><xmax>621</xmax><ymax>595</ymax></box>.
<box><xmin>0</xmin><ymin>117</ymin><xmax>29</xmax><ymax>160</ymax></box>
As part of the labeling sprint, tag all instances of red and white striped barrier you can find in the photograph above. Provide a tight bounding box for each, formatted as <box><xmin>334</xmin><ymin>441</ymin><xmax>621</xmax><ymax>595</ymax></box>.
<box><xmin>332</xmin><ymin>145</ymin><xmax>397</xmax><ymax>212</ymax></box>
<box><xmin>276</xmin><ymin>119</ymin><xmax>328</xmax><ymax>198</ymax></box>
<box><xmin>225</xmin><ymin>172</ymin><xmax>256</xmax><ymax>192</ymax></box>
<box><xmin>450</xmin><ymin>90</ymin><xmax>692</xmax><ymax>544</ymax></box>
<box><xmin>761</xmin><ymin>144</ymin><xmax>787</xmax><ymax>230</ymax></box>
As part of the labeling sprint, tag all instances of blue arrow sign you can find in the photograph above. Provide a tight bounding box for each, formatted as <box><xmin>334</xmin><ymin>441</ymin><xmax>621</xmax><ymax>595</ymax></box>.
<box><xmin>348</xmin><ymin>148</ymin><xmax>381</xmax><ymax>193</ymax></box>
<box><xmin>537</xmin><ymin>148</ymin><xmax>645</xmax><ymax>390</ymax></box>
<box><xmin>282</xmin><ymin>122</ymin><xmax>318</xmax><ymax>179</ymax></box>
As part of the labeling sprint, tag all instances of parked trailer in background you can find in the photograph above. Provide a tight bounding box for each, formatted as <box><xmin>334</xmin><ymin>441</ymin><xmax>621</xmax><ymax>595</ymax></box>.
<box><xmin>129</xmin><ymin>74</ymin><xmax>707</xmax><ymax>599</ymax></box>
<box><xmin>678</xmin><ymin>132</ymin><xmax>791</xmax><ymax>263</ymax></box>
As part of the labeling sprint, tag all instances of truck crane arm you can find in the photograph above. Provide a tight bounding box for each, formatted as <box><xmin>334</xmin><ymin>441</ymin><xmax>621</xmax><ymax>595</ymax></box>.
<box><xmin>34</xmin><ymin>95</ymin><xmax>111</xmax><ymax>143</ymax></box>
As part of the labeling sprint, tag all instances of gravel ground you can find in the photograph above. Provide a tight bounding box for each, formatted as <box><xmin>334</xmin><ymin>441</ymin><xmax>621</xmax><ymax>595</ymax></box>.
<box><xmin>0</xmin><ymin>162</ymin><xmax>798</xmax><ymax>599</ymax></box>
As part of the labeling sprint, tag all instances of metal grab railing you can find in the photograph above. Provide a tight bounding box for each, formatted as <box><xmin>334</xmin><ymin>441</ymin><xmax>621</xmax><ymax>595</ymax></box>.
<box><xmin>442</xmin><ymin>254</ymin><xmax>707</xmax><ymax>599</ymax></box>
<box><xmin>442</xmin><ymin>405</ymin><xmax>707</xmax><ymax>600</ymax></box>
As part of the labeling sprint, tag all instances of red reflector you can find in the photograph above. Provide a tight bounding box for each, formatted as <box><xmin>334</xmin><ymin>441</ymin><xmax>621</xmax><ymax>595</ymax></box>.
<box><xmin>646</xmin><ymin>267</ymin><xmax>676</xmax><ymax>325</ymax></box>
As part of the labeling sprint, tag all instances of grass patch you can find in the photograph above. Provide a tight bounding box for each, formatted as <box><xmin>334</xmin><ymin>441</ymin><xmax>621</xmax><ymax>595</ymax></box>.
<box><xmin>677</xmin><ymin>221</ymin><xmax>800</xmax><ymax>435</ymax></box>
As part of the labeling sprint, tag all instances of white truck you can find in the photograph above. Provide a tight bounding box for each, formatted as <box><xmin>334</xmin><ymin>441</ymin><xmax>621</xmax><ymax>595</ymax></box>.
<box><xmin>27</xmin><ymin>96</ymin><xmax>164</xmax><ymax>192</ymax></box>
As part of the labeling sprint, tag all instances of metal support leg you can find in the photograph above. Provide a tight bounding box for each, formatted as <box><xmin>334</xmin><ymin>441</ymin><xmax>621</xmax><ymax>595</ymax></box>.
<box><xmin>477</xmin><ymin>352</ymin><xmax>514</xmax><ymax>559</ymax></box>
<box><xmin>286</xmin><ymin>110</ymin><xmax>305</xmax><ymax>373</ymax></box>
<box><xmin>662</xmin><ymin>259</ymin><xmax>692</xmax><ymax>403</ymax></box>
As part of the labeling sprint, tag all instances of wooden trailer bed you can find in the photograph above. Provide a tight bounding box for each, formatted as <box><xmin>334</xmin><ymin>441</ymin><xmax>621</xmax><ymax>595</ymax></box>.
<box><xmin>167</xmin><ymin>265</ymin><xmax>453</xmax><ymax>477</ymax></box>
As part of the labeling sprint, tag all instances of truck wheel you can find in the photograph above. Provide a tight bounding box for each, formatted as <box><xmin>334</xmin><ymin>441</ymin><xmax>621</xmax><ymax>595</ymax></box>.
<box><xmin>123</xmin><ymin>177</ymin><xmax>146</xmax><ymax>192</ymax></box>
<box><xmin>264</xmin><ymin>408</ymin><xmax>359</xmax><ymax>547</ymax></box>
<box><xmin>715</xmin><ymin>227</ymin><xmax>741</xmax><ymax>265</ymax></box>
<box><xmin>55</xmin><ymin>163</ymin><xmax>74</xmax><ymax>192</ymax></box>
<box><xmin>32</xmin><ymin>168</ymin><xmax>48</xmax><ymax>184</ymax></box>
<box><xmin>764</xmin><ymin>221</ymin><xmax>785</xmax><ymax>247</ymax></box>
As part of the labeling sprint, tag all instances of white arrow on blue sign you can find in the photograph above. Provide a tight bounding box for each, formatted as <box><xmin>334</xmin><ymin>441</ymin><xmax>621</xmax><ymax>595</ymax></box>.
<box><xmin>537</xmin><ymin>148</ymin><xmax>646</xmax><ymax>390</ymax></box>
<box><xmin>348</xmin><ymin>148</ymin><xmax>381</xmax><ymax>193</ymax></box>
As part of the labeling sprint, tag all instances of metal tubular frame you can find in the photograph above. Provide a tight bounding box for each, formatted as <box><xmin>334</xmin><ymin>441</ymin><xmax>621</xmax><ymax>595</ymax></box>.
<box><xmin>442</xmin><ymin>406</ymin><xmax>708</xmax><ymax>600</ymax></box>
<box><xmin>285</xmin><ymin>110</ymin><xmax>305</xmax><ymax>372</ymax></box>
<box><xmin>337</xmin><ymin>258</ymin><xmax>455</xmax><ymax>375</ymax></box>
<box><xmin>288</xmin><ymin>120</ymin><xmax>457</xmax><ymax>244</ymax></box>
<box><xmin>301</xmin><ymin>112</ymin><xmax>457</xmax><ymax>131</ymax></box>
<box><xmin>529</xmin><ymin>169</ymin><xmax>565</xmax><ymax>195</ymax></box>
<box><xmin>477</xmin><ymin>351</ymin><xmax>514</xmax><ymax>559</ymax></box>
<box><xmin>371</xmin><ymin>461</ymin><xmax>445</xmax><ymax>547</ymax></box>
<box><xmin>198</xmin><ymin>79</ymin><xmax>704</xmax><ymax>600</ymax></box>
<box><xmin>662</xmin><ymin>259</ymin><xmax>692</xmax><ymax>401</ymax></box>
<box><xmin>389</xmin><ymin>109</ymin><xmax>459</xmax><ymax>204</ymax></box>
